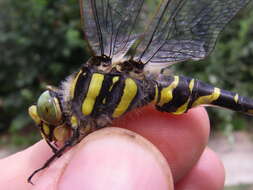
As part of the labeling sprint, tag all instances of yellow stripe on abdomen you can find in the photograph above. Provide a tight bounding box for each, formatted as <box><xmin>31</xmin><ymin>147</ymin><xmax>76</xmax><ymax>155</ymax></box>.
<box><xmin>157</xmin><ymin>76</ymin><xmax>179</xmax><ymax>107</ymax></box>
<box><xmin>82</xmin><ymin>73</ymin><xmax>104</xmax><ymax>116</ymax></box>
<box><xmin>112</xmin><ymin>78</ymin><xmax>138</xmax><ymax>118</ymax></box>
<box><xmin>173</xmin><ymin>79</ymin><xmax>195</xmax><ymax>114</ymax></box>
<box><xmin>192</xmin><ymin>87</ymin><xmax>221</xmax><ymax>107</ymax></box>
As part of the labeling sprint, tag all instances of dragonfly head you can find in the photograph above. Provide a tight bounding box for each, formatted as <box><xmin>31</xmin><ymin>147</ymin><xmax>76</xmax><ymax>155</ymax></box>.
<box><xmin>29</xmin><ymin>90</ymin><xmax>70</xmax><ymax>143</ymax></box>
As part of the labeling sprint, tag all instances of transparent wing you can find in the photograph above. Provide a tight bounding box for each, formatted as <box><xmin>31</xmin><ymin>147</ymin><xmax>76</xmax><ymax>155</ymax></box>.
<box><xmin>133</xmin><ymin>0</ymin><xmax>251</xmax><ymax>69</ymax></box>
<box><xmin>79</xmin><ymin>0</ymin><xmax>146</xmax><ymax>60</ymax></box>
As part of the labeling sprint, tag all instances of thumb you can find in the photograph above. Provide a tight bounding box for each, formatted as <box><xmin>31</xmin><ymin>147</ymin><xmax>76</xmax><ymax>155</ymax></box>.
<box><xmin>35</xmin><ymin>127</ymin><xmax>173</xmax><ymax>190</ymax></box>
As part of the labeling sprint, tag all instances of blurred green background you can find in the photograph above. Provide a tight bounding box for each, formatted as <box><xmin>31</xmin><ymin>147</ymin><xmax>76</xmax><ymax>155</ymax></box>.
<box><xmin>0</xmin><ymin>0</ymin><xmax>253</xmax><ymax>148</ymax></box>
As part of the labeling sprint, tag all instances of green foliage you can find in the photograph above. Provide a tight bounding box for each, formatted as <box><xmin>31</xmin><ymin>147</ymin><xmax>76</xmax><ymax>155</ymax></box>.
<box><xmin>0</xmin><ymin>0</ymin><xmax>253</xmax><ymax>146</ymax></box>
<box><xmin>224</xmin><ymin>184</ymin><xmax>253</xmax><ymax>190</ymax></box>
<box><xmin>0</xmin><ymin>0</ymin><xmax>88</xmax><ymax>143</ymax></box>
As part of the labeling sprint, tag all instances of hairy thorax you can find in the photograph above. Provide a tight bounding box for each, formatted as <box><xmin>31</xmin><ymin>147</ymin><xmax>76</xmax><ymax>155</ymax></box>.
<box><xmin>61</xmin><ymin>64</ymin><xmax>156</xmax><ymax>133</ymax></box>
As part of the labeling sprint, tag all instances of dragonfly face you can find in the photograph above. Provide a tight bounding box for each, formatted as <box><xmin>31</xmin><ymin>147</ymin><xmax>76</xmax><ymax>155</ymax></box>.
<box><xmin>29</xmin><ymin>90</ymin><xmax>70</xmax><ymax>144</ymax></box>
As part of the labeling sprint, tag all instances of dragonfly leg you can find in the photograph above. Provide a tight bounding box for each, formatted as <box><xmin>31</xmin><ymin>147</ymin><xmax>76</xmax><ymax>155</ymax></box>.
<box><xmin>27</xmin><ymin>127</ymin><xmax>80</xmax><ymax>185</ymax></box>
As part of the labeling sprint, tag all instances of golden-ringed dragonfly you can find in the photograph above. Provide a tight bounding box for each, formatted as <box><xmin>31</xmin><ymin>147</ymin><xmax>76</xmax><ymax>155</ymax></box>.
<box><xmin>28</xmin><ymin>0</ymin><xmax>253</xmax><ymax>184</ymax></box>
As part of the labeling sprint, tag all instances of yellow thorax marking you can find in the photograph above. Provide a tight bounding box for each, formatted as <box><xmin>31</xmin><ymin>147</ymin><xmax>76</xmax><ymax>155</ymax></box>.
<box><xmin>234</xmin><ymin>94</ymin><xmax>239</xmax><ymax>103</ymax></box>
<box><xmin>70</xmin><ymin>70</ymin><xmax>82</xmax><ymax>99</ymax></box>
<box><xmin>157</xmin><ymin>76</ymin><xmax>179</xmax><ymax>107</ymax></box>
<box><xmin>103</xmin><ymin>76</ymin><xmax>120</xmax><ymax>104</ymax></box>
<box><xmin>82</xmin><ymin>73</ymin><xmax>104</xmax><ymax>116</ymax></box>
<box><xmin>174</xmin><ymin>79</ymin><xmax>195</xmax><ymax>114</ymax></box>
<box><xmin>111</xmin><ymin>76</ymin><xmax>119</xmax><ymax>90</ymax></box>
<box><xmin>112</xmin><ymin>78</ymin><xmax>137</xmax><ymax>118</ymax></box>
<box><xmin>192</xmin><ymin>87</ymin><xmax>221</xmax><ymax>107</ymax></box>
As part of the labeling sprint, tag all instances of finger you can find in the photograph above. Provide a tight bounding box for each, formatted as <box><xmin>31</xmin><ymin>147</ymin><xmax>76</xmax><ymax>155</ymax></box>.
<box><xmin>0</xmin><ymin>106</ymin><xmax>209</xmax><ymax>188</ymax></box>
<box><xmin>114</xmin><ymin>106</ymin><xmax>210</xmax><ymax>181</ymax></box>
<box><xmin>175</xmin><ymin>148</ymin><xmax>225</xmax><ymax>190</ymax></box>
<box><xmin>34</xmin><ymin>128</ymin><xmax>174</xmax><ymax>190</ymax></box>
<box><xmin>0</xmin><ymin>141</ymin><xmax>53</xmax><ymax>189</ymax></box>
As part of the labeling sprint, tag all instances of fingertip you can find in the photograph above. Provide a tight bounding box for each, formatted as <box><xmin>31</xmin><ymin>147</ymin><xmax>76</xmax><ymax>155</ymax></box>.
<box><xmin>115</xmin><ymin>106</ymin><xmax>210</xmax><ymax>181</ymax></box>
<box><xmin>0</xmin><ymin>140</ymin><xmax>53</xmax><ymax>189</ymax></box>
<box><xmin>5</xmin><ymin>106</ymin><xmax>210</xmax><ymax>189</ymax></box>
<box><xmin>175</xmin><ymin>148</ymin><xmax>225</xmax><ymax>190</ymax></box>
<box><xmin>54</xmin><ymin>128</ymin><xmax>174</xmax><ymax>190</ymax></box>
<box><xmin>33</xmin><ymin>106</ymin><xmax>210</xmax><ymax>189</ymax></box>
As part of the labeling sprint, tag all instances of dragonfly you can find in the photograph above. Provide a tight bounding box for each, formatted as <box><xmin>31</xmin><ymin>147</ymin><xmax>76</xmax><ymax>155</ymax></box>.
<box><xmin>28</xmin><ymin>0</ymin><xmax>252</xmax><ymax>184</ymax></box>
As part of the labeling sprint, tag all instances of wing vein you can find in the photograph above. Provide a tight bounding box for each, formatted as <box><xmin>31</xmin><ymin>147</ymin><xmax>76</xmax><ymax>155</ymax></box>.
<box><xmin>91</xmin><ymin>0</ymin><xmax>104</xmax><ymax>55</ymax></box>
<box><xmin>138</xmin><ymin>0</ymin><xmax>172</xmax><ymax>62</ymax></box>
<box><xmin>144</xmin><ymin>0</ymin><xmax>187</xmax><ymax>64</ymax></box>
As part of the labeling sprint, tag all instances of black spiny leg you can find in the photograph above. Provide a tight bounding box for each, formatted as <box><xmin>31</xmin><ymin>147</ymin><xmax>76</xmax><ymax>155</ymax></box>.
<box><xmin>45</xmin><ymin>139</ymin><xmax>58</xmax><ymax>154</ymax></box>
<box><xmin>28</xmin><ymin>128</ymin><xmax>80</xmax><ymax>185</ymax></box>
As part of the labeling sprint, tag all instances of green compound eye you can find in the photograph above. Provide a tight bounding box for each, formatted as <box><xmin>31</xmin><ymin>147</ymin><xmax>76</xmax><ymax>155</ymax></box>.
<box><xmin>37</xmin><ymin>90</ymin><xmax>62</xmax><ymax>125</ymax></box>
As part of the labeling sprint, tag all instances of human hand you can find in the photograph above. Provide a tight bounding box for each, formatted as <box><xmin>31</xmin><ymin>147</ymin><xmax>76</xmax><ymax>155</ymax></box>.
<box><xmin>0</xmin><ymin>106</ymin><xmax>225</xmax><ymax>190</ymax></box>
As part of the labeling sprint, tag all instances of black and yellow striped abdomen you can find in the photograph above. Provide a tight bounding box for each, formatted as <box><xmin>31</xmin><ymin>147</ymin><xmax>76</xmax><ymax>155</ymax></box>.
<box><xmin>154</xmin><ymin>75</ymin><xmax>253</xmax><ymax>115</ymax></box>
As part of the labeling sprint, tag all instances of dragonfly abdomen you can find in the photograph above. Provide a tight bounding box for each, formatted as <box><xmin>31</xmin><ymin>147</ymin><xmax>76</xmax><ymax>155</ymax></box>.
<box><xmin>153</xmin><ymin>75</ymin><xmax>253</xmax><ymax>116</ymax></box>
<box><xmin>211</xmin><ymin>89</ymin><xmax>253</xmax><ymax>115</ymax></box>
<box><xmin>154</xmin><ymin>75</ymin><xmax>194</xmax><ymax>114</ymax></box>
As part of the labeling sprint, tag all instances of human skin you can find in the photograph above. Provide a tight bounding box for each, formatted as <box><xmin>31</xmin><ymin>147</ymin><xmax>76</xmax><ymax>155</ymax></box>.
<box><xmin>0</xmin><ymin>106</ymin><xmax>225</xmax><ymax>190</ymax></box>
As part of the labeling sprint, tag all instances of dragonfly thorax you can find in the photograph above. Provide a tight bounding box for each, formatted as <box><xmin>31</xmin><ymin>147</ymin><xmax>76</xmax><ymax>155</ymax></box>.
<box><xmin>60</xmin><ymin>65</ymin><xmax>156</xmax><ymax>129</ymax></box>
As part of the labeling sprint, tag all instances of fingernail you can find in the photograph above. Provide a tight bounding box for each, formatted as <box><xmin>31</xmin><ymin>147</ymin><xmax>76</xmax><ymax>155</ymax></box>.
<box><xmin>58</xmin><ymin>128</ymin><xmax>173</xmax><ymax>190</ymax></box>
